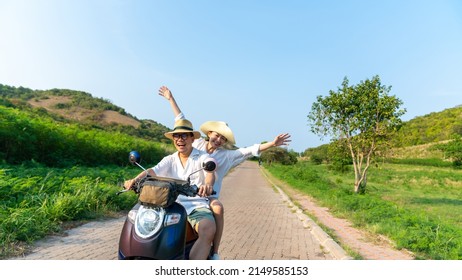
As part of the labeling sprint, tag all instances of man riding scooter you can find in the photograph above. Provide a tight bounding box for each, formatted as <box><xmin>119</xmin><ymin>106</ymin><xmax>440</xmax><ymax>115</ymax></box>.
<box><xmin>124</xmin><ymin>119</ymin><xmax>216</xmax><ymax>260</ymax></box>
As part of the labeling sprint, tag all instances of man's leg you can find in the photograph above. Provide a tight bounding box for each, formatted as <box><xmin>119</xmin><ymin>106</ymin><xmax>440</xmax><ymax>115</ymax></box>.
<box><xmin>189</xmin><ymin>209</ymin><xmax>216</xmax><ymax>260</ymax></box>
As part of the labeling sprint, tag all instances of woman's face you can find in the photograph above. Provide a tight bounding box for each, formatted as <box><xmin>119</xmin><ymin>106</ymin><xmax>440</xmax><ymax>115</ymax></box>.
<box><xmin>207</xmin><ymin>131</ymin><xmax>228</xmax><ymax>149</ymax></box>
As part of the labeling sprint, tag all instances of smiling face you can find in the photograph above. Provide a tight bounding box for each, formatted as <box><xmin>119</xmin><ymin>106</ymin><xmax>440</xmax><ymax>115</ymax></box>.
<box><xmin>207</xmin><ymin>131</ymin><xmax>228</xmax><ymax>151</ymax></box>
<box><xmin>173</xmin><ymin>132</ymin><xmax>194</xmax><ymax>155</ymax></box>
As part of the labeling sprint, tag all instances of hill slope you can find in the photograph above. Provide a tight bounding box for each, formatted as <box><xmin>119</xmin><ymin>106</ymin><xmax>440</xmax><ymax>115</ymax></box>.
<box><xmin>394</xmin><ymin>105</ymin><xmax>462</xmax><ymax>147</ymax></box>
<box><xmin>302</xmin><ymin>104</ymin><xmax>462</xmax><ymax>161</ymax></box>
<box><xmin>2</xmin><ymin>83</ymin><xmax>461</xmax><ymax>159</ymax></box>
<box><xmin>0</xmin><ymin>84</ymin><xmax>170</xmax><ymax>143</ymax></box>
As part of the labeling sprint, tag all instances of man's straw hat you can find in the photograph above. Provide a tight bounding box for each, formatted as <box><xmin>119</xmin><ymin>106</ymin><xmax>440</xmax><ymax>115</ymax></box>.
<box><xmin>164</xmin><ymin>119</ymin><xmax>201</xmax><ymax>140</ymax></box>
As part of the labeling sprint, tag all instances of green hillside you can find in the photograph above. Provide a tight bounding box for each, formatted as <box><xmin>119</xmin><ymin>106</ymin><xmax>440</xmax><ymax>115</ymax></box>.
<box><xmin>0</xmin><ymin>84</ymin><xmax>170</xmax><ymax>144</ymax></box>
<box><xmin>393</xmin><ymin>105</ymin><xmax>462</xmax><ymax>147</ymax></box>
<box><xmin>303</xmin><ymin>105</ymin><xmax>462</xmax><ymax>163</ymax></box>
<box><xmin>0</xmin><ymin>84</ymin><xmax>174</xmax><ymax>167</ymax></box>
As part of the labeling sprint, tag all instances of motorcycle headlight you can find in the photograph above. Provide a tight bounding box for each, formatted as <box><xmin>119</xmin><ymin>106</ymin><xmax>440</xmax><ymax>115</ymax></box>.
<box><xmin>134</xmin><ymin>205</ymin><xmax>165</xmax><ymax>239</ymax></box>
<box><xmin>128</xmin><ymin>209</ymin><xmax>137</xmax><ymax>224</ymax></box>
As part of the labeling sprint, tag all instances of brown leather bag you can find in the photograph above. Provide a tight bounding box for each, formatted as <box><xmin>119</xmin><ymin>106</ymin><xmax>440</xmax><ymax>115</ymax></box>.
<box><xmin>139</xmin><ymin>180</ymin><xmax>176</xmax><ymax>207</ymax></box>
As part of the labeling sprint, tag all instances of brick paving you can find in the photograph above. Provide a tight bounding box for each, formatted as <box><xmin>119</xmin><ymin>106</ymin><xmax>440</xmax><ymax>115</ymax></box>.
<box><xmin>218</xmin><ymin>161</ymin><xmax>335</xmax><ymax>260</ymax></box>
<box><xmin>13</xmin><ymin>217</ymin><xmax>123</xmax><ymax>260</ymax></box>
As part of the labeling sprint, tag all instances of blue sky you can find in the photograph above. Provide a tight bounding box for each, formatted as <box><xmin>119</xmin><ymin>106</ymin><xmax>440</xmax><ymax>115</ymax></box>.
<box><xmin>1</xmin><ymin>0</ymin><xmax>461</xmax><ymax>152</ymax></box>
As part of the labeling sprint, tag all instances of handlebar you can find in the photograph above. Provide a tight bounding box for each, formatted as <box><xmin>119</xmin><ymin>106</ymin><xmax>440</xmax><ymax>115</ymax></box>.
<box><xmin>117</xmin><ymin>178</ymin><xmax>216</xmax><ymax>197</ymax></box>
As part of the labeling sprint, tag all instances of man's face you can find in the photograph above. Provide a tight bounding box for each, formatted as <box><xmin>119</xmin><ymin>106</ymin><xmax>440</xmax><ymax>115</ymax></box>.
<box><xmin>172</xmin><ymin>132</ymin><xmax>194</xmax><ymax>154</ymax></box>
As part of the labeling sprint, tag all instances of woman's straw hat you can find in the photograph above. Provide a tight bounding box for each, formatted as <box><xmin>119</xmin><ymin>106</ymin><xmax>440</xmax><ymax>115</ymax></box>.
<box><xmin>200</xmin><ymin>121</ymin><xmax>236</xmax><ymax>145</ymax></box>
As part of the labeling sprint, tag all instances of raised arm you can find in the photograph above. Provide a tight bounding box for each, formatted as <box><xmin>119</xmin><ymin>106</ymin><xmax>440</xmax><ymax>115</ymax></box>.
<box><xmin>158</xmin><ymin>86</ymin><xmax>182</xmax><ymax>117</ymax></box>
<box><xmin>258</xmin><ymin>133</ymin><xmax>292</xmax><ymax>153</ymax></box>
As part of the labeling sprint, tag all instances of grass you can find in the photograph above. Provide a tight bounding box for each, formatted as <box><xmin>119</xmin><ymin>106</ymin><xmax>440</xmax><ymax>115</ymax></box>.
<box><xmin>367</xmin><ymin>164</ymin><xmax>462</xmax><ymax>227</ymax></box>
<box><xmin>0</xmin><ymin>163</ymin><xmax>139</xmax><ymax>259</ymax></box>
<box><xmin>264</xmin><ymin>161</ymin><xmax>462</xmax><ymax>260</ymax></box>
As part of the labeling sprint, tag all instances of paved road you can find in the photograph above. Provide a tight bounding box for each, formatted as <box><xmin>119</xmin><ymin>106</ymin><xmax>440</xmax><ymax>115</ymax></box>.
<box><xmin>13</xmin><ymin>161</ymin><xmax>347</xmax><ymax>260</ymax></box>
<box><xmin>218</xmin><ymin>161</ymin><xmax>342</xmax><ymax>260</ymax></box>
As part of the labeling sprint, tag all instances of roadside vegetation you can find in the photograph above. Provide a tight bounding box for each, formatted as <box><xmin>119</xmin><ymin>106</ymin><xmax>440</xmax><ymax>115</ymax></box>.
<box><xmin>294</xmin><ymin>76</ymin><xmax>461</xmax><ymax>259</ymax></box>
<box><xmin>265</xmin><ymin>161</ymin><xmax>462</xmax><ymax>259</ymax></box>
<box><xmin>0</xmin><ymin>105</ymin><xmax>169</xmax><ymax>166</ymax></box>
<box><xmin>0</xmin><ymin>164</ymin><xmax>141</xmax><ymax>258</ymax></box>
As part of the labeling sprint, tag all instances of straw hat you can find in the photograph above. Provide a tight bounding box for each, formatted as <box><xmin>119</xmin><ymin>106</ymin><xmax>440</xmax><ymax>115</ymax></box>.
<box><xmin>200</xmin><ymin>121</ymin><xmax>236</xmax><ymax>145</ymax></box>
<box><xmin>164</xmin><ymin>119</ymin><xmax>201</xmax><ymax>140</ymax></box>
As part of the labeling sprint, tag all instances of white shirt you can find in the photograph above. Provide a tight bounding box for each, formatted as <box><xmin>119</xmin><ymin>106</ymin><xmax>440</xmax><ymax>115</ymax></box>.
<box><xmin>193</xmin><ymin>138</ymin><xmax>260</xmax><ymax>197</ymax></box>
<box><xmin>152</xmin><ymin>148</ymin><xmax>212</xmax><ymax>214</ymax></box>
<box><xmin>175</xmin><ymin>113</ymin><xmax>261</xmax><ymax>198</ymax></box>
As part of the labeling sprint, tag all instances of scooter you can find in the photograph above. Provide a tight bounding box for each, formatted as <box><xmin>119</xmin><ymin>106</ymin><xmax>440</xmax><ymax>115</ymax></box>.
<box><xmin>117</xmin><ymin>151</ymin><xmax>216</xmax><ymax>260</ymax></box>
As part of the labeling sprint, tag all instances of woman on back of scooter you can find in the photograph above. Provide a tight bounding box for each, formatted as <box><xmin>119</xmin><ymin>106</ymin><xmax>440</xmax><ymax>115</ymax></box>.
<box><xmin>158</xmin><ymin>86</ymin><xmax>291</xmax><ymax>260</ymax></box>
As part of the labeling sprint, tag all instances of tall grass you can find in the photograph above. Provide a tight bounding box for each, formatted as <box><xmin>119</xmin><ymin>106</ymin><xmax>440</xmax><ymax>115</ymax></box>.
<box><xmin>382</xmin><ymin>157</ymin><xmax>452</xmax><ymax>168</ymax></box>
<box><xmin>0</xmin><ymin>164</ymin><xmax>140</xmax><ymax>259</ymax></box>
<box><xmin>265</xmin><ymin>161</ymin><xmax>462</xmax><ymax>259</ymax></box>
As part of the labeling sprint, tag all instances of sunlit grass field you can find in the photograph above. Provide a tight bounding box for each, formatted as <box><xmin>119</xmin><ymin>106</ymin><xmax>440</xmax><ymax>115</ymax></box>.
<box><xmin>365</xmin><ymin>164</ymin><xmax>461</xmax><ymax>227</ymax></box>
<box><xmin>0</xmin><ymin>164</ymin><xmax>139</xmax><ymax>259</ymax></box>
<box><xmin>265</xmin><ymin>160</ymin><xmax>462</xmax><ymax>260</ymax></box>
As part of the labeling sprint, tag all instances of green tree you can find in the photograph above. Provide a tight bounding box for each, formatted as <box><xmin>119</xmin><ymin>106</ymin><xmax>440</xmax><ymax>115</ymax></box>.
<box><xmin>303</xmin><ymin>144</ymin><xmax>329</xmax><ymax>165</ymax></box>
<box><xmin>436</xmin><ymin>134</ymin><xmax>462</xmax><ymax>168</ymax></box>
<box><xmin>308</xmin><ymin>75</ymin><xmax>406</xmax><ymax>193</ymax></box>
<box><xmin>327</xmin><ymin>139</ymin><xmax>352</xmax><ymax>173</ymax></box>
<box><xmin>260</xmin><ymin>147</ymin><xmax>297</xmax><ymax>165</ymax></box>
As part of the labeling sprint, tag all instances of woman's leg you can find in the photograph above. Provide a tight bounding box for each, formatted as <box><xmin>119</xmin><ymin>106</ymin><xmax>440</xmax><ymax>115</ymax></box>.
<box><xmin>209</xmin><ymin>198</ymin><xmax>224</xmax><ymax>257</ymax></box>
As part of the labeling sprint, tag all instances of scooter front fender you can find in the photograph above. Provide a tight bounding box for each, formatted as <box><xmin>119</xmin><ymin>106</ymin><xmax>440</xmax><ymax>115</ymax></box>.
<box><xmin>118</xmin><ymin>202</ymin><xmax>189</xmax><ymax>260</ymax></box>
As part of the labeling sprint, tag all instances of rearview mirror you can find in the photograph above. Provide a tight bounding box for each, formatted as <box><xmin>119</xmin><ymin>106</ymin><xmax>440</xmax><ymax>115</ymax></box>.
<box><xmin>129</xmin><ymin>151</ymin><xmax>141</xmax><ymax>165</ymax></box>
<box><xmin>203</xmin><ymin>158</ymin><xmax>217</xmax><ymax>172</ymax></box>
